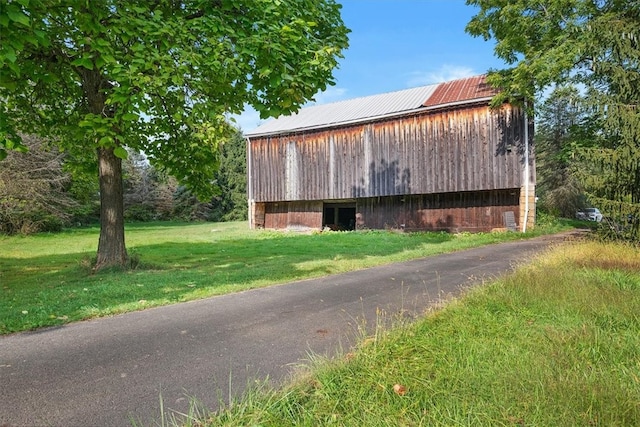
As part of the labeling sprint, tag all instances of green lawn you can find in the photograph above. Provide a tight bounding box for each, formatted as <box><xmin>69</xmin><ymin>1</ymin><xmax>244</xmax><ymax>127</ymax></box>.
<box><xmin>1</xmin><ymin>220</ymin><xmax>568</xmax><ymax>334</ymax></box>
<box><xmin>201</xmin><ymin>240</ymin><xmax>640</xmax><ymax>426</ymax></box>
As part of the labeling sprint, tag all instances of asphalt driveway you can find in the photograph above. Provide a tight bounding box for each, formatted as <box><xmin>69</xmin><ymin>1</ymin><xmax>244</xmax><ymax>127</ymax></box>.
<box><xmin>0</xmin><ymin>232</ymin><xmax>575</xmax><ymax>426</ymax></box>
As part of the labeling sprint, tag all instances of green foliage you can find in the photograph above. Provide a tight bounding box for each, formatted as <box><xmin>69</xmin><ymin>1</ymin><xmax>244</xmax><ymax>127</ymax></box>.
<box><xmin>0</xmin><ymin>0</ymin><xmax>349</xmax><ymax>198</ymax></box>
<box><xmin>466</xmin><ymin>0</ymin><xmax>640</xmax><ymax>241</ymax></box>
<box><xmin>210</xmin><ymin>128</ymin><xmax>248</xmax><ymax>221</ymax></box>
<box><xmin>535</xmin><ymin>86</ymin><xmax>591</xmax><ymax>217</ymax></box>
<box><xmin>0</xmin><ymin>0</ymin><xmax>349</xmax><ymax>266</ymax></box>
<box><xmin>135</xmin><ymin>127</ymin><xmax>249</xmax><ymax>222</ymax></box>
<box><xmin>465</xmin><ymin>0</ymin><xmax>611</xmax><ymax>103</ymax></box>
<box><xmin>0</xmin><ymin>0</ymin><xmax>40</xmax><ymax>159</ymax></box>
<box><xmin>117</xmin><ymin>132</ymin><xmax>246</xmax><ymax>223</ymax></box>
<box><xmin>593</xmin><ymin>198</ymin><xmax>640</xmax><ymax>243</ymax></box>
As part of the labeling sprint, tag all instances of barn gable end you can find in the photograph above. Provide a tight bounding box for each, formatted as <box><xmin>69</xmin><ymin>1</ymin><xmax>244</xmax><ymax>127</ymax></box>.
<box><xmin>246</xmin><ymin>75</ymin><xmax>535</xmax><ymax>233</ymax></box>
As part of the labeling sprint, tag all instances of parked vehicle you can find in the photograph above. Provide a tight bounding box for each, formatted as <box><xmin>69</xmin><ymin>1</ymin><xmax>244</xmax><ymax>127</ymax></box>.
<box><xmin>576</xmin><ymin>207</ymin><xmax>603</xmax><ymax>222</ymax></box>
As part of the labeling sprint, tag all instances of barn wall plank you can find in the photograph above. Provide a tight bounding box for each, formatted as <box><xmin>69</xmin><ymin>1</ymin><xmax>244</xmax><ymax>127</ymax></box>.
<box><xmin>248</xmin><ymin>104</ymin><xmax>527</xmax><ymax>204</ymax></box>
<box><xmin>356</xmin><ymin>189</ymin><xmax>520</xmax><ymax>232</ymax></box>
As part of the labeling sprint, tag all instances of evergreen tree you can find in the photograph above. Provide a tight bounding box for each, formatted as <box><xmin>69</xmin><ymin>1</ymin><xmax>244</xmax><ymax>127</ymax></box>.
<box><xmin>210</xmin><ymin>129</ymin><xmax>247</xmax><ymax>222</ymax></box>
<box><xmin>467</xmin><ymin>0</ymin><xmax>640</xmax><ymax>240</ymax></box>
<box><xmin>536</xmin><ymin>86</ymin><xmax>592</xmax><ymax>217</ymax></box>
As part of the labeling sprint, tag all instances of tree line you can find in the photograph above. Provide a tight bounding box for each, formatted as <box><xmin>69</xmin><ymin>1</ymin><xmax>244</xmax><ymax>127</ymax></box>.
<box><xmin>536</xmin><ymin>85</ymin><xmax>639</xmax><ymax>240</ymax></box>
<box><xmin>467</xmin><ymin>0</ymin><xmax>639</xmax><ymax>242</ymax></box>
<box><xmin>0</xmin><ymin>128</ymin><xmax>248</xmax><ymax>234</ymax></box>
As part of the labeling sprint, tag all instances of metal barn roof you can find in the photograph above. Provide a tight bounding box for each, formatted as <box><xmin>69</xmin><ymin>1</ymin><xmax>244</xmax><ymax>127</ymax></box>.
<box><xmin>423</xmin><ymin>75</ymin><xmax>496</xmax><ymax>108</ymax></box>
<box><xmin>246</xmin><ymin>75</ymin><xmax>496</xmax><ymax>137</ymax></box>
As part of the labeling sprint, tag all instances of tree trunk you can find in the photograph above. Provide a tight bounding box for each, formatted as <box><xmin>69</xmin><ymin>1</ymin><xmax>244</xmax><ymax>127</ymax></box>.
<box><xmin>95</xmin><ymin>146</ymin><xmax>128</xmax><ymax>270</ymax></box>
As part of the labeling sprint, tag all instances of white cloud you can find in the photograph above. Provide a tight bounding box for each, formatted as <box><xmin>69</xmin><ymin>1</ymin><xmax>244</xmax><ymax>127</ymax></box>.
<box><xmin>309</xmin><ymin>86</ymin><xmax>349</xmax><ymax>105</ymax></box>
<box><xmin>405</xmin><ymin>65</ymin><xmax>476</xmax><ymax>87</ymax></box>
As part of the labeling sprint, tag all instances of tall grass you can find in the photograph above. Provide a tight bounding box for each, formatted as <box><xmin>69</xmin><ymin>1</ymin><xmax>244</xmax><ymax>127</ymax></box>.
<box><xmin>1</xmin><ymin>220</ymin><xmax>569</xmax><ymax>334</ymax></box>
<box><xmin>202</xmin><ymin>241</ymin><xmax>640</xmax><ymax>426</ymax></box>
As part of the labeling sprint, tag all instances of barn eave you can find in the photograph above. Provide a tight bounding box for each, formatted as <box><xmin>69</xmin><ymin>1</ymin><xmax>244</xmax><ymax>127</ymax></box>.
<box><xmin>245</xmin><ymin>96</ymin><xmax>495</xmax><ymax>139</ymax></box>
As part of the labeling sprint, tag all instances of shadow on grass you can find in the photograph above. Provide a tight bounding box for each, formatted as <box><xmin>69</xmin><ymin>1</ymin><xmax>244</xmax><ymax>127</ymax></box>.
<box><xmin>1</xmin><ymin>231</ymin><xmax>454</xmax><ymax>334</ymax></box>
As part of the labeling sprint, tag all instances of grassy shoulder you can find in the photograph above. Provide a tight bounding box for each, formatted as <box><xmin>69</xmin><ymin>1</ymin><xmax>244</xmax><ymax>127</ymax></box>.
<box><xmin>202</xmin><ymin>240</ymin><xmax>640</xmax><ymax>426</ymax></box>
<box><xmin>1</xmin><ymin>219</ymin><xmax>572</xmax><ymax>334</ymax></box>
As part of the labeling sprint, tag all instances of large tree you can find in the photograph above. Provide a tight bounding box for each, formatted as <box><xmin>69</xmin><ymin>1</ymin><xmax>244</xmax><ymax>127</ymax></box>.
<box><xmin>0</xmin><ymin>0</ymin><xmax>349</xmax><ymax>269</ymax></box>
<box><xmin>466</xmin><ymin>0</ymin><xmax>639</xmax><ymax>239</ymax></box>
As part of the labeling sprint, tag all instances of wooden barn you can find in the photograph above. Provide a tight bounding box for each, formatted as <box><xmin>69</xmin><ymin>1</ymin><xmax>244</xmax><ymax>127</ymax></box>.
<box><xmin>245</xmin><ymin>75</ymin><xmax>535</xmax><ymax>233</ymax></box>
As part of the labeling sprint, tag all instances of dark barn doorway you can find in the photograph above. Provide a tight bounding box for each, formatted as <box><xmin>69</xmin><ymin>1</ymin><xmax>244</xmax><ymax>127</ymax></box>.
<box><xmin>323</xmin><ymin>203</ymin><xmax>356</xmax><ymax>231</ymax></box>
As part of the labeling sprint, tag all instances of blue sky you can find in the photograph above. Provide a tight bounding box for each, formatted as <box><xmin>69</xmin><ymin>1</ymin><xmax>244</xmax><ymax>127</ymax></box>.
<box><xmin>234</xmin><ymin>0</ymin><xmax>507</xmax><ymax>132</ymax></box>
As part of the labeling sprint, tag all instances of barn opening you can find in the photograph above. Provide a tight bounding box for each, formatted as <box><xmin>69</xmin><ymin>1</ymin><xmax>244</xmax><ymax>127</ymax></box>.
<box><xmin>323</xmin><ymin>203</ymin><xmax>356</xmax><ymax>231</ymax></box>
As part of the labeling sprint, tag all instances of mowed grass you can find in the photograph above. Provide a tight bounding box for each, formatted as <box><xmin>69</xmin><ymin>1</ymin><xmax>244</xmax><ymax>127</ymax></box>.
<box><xmin>202</xmin><ymin>241</ymin><xmax>640</xmax><ymax>427</ymax></box>
<box><xmin>1</xmin><ymin>221</ymin><xmax>567</xmax><ymax>334</ymax></box>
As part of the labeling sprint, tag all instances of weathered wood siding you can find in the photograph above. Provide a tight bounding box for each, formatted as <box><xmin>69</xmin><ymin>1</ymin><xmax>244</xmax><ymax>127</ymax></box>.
<box><xmin>248</xmin><ymin>103</ymin><xmax>526</xmax><ymax>203</ymax></box>
<box><xmin>355</xmin><ymin>189</ymin><xmax>520</xmax><ymax>232</ymax></box>
<box><xmin>264</xmin><ymin>201</ymin><xmax>323</xmax><ymax>230</ymax></box>
<box><xmin>255</xmin><ymin>189</ymin><xmax>520</xmax><ymax>232</ymax></box>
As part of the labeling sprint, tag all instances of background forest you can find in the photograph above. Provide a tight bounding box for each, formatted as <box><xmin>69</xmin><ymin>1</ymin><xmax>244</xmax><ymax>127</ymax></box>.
<box><xmin>0</xmin><ymin>127</ymin><xmax>247</xmax><ymax>234</ymax></box>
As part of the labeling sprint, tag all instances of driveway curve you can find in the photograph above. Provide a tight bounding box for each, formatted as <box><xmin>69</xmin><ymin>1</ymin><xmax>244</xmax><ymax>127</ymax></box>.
<box><xmin>0</xmin><ymin>232</ymin><xmax>577</xmax><ymax>426</ymax></box>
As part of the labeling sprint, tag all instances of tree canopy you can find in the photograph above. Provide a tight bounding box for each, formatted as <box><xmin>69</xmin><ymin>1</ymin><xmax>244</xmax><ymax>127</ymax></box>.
<box><xmin>1</xmin><ymin>0</ymin><xmax>350</xmax><ymax>267</ymax></box>
<box><xmin>466</xmin><ymin>0</ymin><xmax>639</xmax><ymax>240</ymax></box>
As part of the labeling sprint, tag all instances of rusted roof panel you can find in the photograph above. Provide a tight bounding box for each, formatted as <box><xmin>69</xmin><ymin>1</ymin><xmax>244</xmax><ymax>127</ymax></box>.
<box><xmin>423</xmin><ymin>75</ymin><xmax>496</xmax><ymax>107</ymax></box>
<box><xmin>246</xmin><ymin>75</ymin><xmax>496</xmax><ymax>137</ymax></box>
